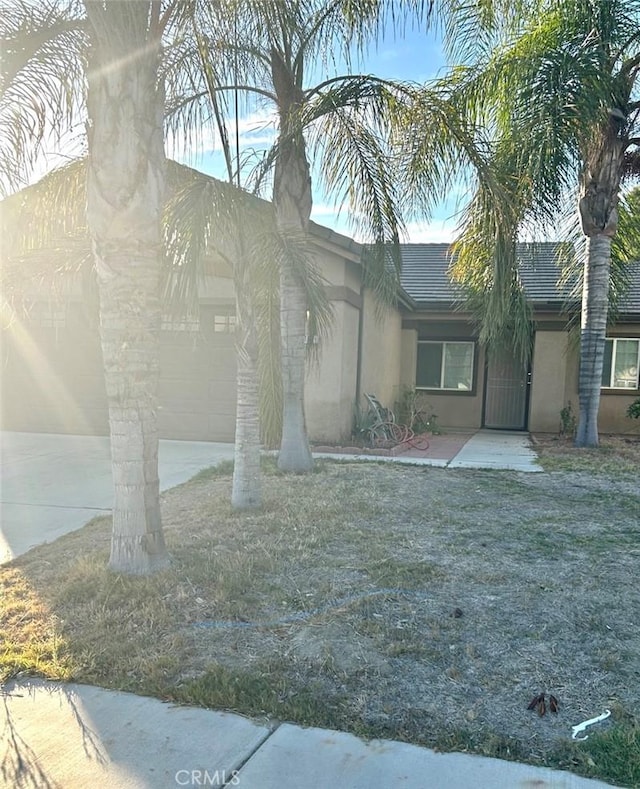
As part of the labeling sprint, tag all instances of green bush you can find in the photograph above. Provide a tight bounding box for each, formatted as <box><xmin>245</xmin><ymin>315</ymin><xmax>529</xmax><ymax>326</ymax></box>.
<box><xmin>394</xmin><ymin>387</ymin><xmax>439</xmax><ymax>433</ymax></box>
<box><xmin>559</xmin><ymin>401</ymin><xmax>577</xmax><ymax>437</ymax></box>
<box><xmin>627</xmin><ymin>398</ymin><xmax>640</xmax><ymax>420</ymax></box>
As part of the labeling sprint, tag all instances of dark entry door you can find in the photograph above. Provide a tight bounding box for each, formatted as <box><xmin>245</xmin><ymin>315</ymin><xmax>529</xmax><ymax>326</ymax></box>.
<box><xmin>483</xmin><ymin>348</ymin><xmax>529</xmax><ymax>430</ymax></box>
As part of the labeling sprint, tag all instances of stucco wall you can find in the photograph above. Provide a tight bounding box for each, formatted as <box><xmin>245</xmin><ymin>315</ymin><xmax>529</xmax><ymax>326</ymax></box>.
<box><xmin>304</xmin><ymin>247</ymin><xmax>361</xmax><ymax>443</ymax></box>
<box><xmin>359</xmin><ymin>294</ymin><xmax>402</xmax><ymax>415</ymax></box>
<box><xmin>529</xmin><ymin>330</ymin><xmax>570</xmax><ymax>432</ymax></box>
<box><xmin>400</xmin><ymin>319</ymin><xmax>485</xmax><ymax>430</ymax></box>
<box><xmin>598</xmin><ymin>322</ymin><xmax>640</xmax><ymax>434</ymax></box>
<box><xmin>400</xmin><ymin>329</ymin><xmax>418</xmax><ymax>388</ymax></box>
<box><xmin>538</xmin><ymin>325</ymin><xmax>640</xmax><ymax>435</ymax></box>
<box><xmin>411</xmin><ymin>345</ymin><xmax>486</xmax><ymax>430</ymax></box>
<box><xmin>305</xmin><ymin>299</ymin><xmax>360</xmax><ymax>443</ymax></box>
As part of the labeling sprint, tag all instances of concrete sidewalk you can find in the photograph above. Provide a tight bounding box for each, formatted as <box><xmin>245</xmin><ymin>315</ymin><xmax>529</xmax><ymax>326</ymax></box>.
<box><xmin>1</xmin><ymin>679</ymin><xmax>615</xmax><ymax>789</ymax></box>
<box><xmin>317</xmin><ymin>429</ymin><xmax>542</xmax><ymax>473</ymax></box>
<box><xmin>448</xmin><ymin>429</ymin><xmax>542</xmax><ymax>471</ymax></box>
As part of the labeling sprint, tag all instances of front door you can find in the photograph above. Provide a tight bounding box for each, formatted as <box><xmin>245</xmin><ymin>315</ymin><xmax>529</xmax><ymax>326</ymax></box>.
<box><xmin>483</xmin><ymin>347</ymin><xmax>530</xmax><ymax>430</ymax></box>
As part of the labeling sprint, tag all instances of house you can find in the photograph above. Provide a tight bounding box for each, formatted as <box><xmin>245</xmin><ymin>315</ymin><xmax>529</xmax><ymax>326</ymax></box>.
<box><xmin>393</xmin><ymin>243</ymin><xmax>640</xmax><ymax>436</ymax></box>
<box><xmin>2</xmin><ymin>172</ymin><xmax>639</xmax><ymax>442</ymax></box>
<box><xmin>305</xmin><ymin>237</ymin><xmax>640</xmax><ymax>440</ymax></box>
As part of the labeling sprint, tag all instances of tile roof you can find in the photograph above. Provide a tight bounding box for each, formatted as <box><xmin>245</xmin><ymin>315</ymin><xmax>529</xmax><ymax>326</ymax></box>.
<box><xmin>399</xmin><ymin>242</ymin><xmax>640</xmax><ymax>316</ymax></box>
<box><xmin>616</xmin><ymin>261</ymin><xmax>640</xmax><ymax>315</ymax></box>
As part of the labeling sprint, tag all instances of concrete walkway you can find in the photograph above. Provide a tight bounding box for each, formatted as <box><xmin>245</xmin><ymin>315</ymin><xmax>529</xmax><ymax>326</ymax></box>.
<box><xmin>317</xmin><ymin>429</ymin><xmax>542</xmax><ymax>472</ymax></box>
<box><xmin>3</xmin><ymin>431</ymin><xmax>605</xmax><ymax>789</ymax></box>
<box><xmin>448</xmin><ymin>429</ymin><xmax>542</xmax><ymax>471</ymax></box>
<box><xmin>1</xmin><ymin>679</ymin><xmax>615</xmax><ymax>789</ymax></box>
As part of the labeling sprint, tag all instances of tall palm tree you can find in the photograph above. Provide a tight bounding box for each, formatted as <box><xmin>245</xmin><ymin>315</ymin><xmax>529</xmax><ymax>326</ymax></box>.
<box><xmin>164</xmin><ymin>169</ymin><xmax>333</xmax><ymax>506</ymax></box>
<box><xmin>169</xmin><ymin>0</ymin><xmax>410</xmax><ymax>472</ymax></box>
<box><xmin>412</xmin><ymin>0</ymin><xmax>640</xmax><ymax>447</ymax></box>
<box><xmin>84</xmin><ymin>1</ymin><xmax>172</xmax><ymax>571</ymax></box>
<box><xmin>2</xmin><ymin>0</ymin><xmax>178</xmax><ymax>572</ymax></box>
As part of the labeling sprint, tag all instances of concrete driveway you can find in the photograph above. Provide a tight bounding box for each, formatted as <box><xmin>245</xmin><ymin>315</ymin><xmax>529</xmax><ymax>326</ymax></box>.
<box><xmin>0</xmin><ymin>432</ymin><xmax>235</xmax><ymax>563</ymax></box>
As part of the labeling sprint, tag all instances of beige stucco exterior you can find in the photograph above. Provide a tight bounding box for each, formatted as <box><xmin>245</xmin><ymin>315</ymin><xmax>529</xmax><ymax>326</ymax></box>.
<box><xmin>2</xmin><ymin>230</ymin><xmax>638</xmax><ymax>441</ymax></box>
<box><xmin>302</xmin><ymin>241</ymin><xmax>363</xmax><ymax>443</ymax></box>
<box><xmin>529</xmin><ymin>329</ymin><xmax>571</xmax><ymax>432</ymax></box>
<box><xmin>359</xmin><ymin>295</ymin><xmax>403</xmax><ymax>412</ymax></box>
<box><xmin>305</xmin><ymin>297</ymin><xmax>360</xmax><ymax>442</ymax></box>
<box><xmin>398</xmin><ymin>316</ymin><xmax>486</xmax><ymax>430</ymax></box>
<box><xmin>527</xmin><ymin>323</ymin><xmax>640</xmax><ymax>435</ymax></box>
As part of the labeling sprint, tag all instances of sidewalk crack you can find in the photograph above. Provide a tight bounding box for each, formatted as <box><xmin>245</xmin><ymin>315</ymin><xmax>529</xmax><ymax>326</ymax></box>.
<box><xmin>224</xmin><ymin>722</ymin><xmax>281</xmax><ymax>786</ymax></box>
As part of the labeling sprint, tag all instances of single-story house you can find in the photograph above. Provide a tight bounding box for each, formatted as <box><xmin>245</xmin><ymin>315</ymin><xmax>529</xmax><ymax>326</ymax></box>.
<box><xmin>2</xmin><ymin>178</ymin><xmax>639</xmax><ymax>441</ymax></box>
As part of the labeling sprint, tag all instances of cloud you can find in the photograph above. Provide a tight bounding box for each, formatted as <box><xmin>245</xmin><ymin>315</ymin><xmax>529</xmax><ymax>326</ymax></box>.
<box><xmin>167</xmin><ymin>107</ymin><xmax>277</xmax><ymax>162</ymax></box>
<box><xmin>310</xmin><ymin>202</ymin><xmax>342</xmax><ymax>218</ymax></box>
<box><xmin>311</xmin><ymin>206</ymin><xmax>459</xmax><ymax>245</ymax></box>
<box><xmin>401</xmin><ymin>220</ymin><xmax>458</xmax><ymax>244</ymax></box>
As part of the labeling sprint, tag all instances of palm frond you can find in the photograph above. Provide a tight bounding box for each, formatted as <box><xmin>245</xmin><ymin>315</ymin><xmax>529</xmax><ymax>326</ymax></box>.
<box><xmin>163</xmin><ymin>167</ymin><xmax>268</xmax><ymax>315</ymax></box>
<box><xmin>260</xmin><ymin>226</ymin><xmax>334</xmax><ymax>361</ymax></box>
<box><xmin>0</xmin><ymin>0</ymin><xmax>87</xmax><ymax>196</ymax></box>
<box><xmin>451</xmin><ymin>159</ymin><xmax>533</xmax><ymax>363</ymax></box>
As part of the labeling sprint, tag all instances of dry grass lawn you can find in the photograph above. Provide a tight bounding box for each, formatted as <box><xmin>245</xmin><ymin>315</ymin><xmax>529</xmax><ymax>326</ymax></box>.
<box><xmin>1</xmin><ymin>436</ymin><xmax>639</xmax><ymax>786</ymax></box>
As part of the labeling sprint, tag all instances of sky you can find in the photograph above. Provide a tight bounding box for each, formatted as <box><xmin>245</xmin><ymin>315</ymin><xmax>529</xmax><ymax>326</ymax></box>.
<box><xmin>174</xmin><ymin>24</ymin><xmax>466</xmax><ymax>244</ymax></box>
<box><xmin>19</xmin><ymin>18</ymin><xmax>465</xmax><ymax>244</ymax></box>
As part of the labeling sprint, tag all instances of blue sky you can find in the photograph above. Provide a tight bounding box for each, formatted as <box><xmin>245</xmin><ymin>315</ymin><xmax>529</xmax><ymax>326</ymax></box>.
<box><xmin>24</xmin><ymin>20</ymin><xmax>465</xmax><ymax>242</ymax></box>
<box><xmin>177</xmin><ymin>25</ymin><xmax>466</xmax><ymax>244</ymax></box>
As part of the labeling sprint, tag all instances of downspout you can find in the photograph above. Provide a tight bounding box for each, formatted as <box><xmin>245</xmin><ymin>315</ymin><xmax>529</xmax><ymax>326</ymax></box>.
<box><xmin>355</xmin><ymin>278</ymin><xmax>365</xmax><ymax>409</ymax></box>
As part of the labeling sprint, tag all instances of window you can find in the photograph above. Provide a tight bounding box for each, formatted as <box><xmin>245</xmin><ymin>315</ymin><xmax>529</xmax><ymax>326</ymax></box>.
<box><xmin>214</xmin><ymin>314</ymin><xmax>236</xmax><ymax>333</ymax></box>
<box><xmin>161</xmin><ymin>314</ymin><xmax>200</xmax><ymax>332</ymax></box>
<box><xmin>416</xmin><ymin>341</ymin><xmax>474</xmax><ymax>391</ymax></box>
<box><xmin>31</xmin><ymin>302</ymin><xmax>67</xmax><ymax>329</ymax></box>
<box><xmin>601</xmin><ymin>338</ymin><xmax>640</xmax><ymax>389</ymax></box>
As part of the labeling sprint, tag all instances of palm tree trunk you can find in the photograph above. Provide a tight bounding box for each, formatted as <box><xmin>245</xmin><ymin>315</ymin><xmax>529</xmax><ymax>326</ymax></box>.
<box><xmin>85</xmin><ymin>2</ymin><xmax>169</xmax><ymax>573</ymax></box>
<box><xmin>272</xmin><ymin>62</ymin><xmax>314</xmax><ymax>472</ymax></box>
<box><xmin>574</xmin><ymin>124</ymin><xmax>624</xmax><ymax>448</ymax></box>
<box><xmin>278</xmin><ymin>262</ymin><xmax>313</xmax><ymax>471</ymax></box>
<box><xmin>232</xmin><ymin>254</ymin><xmax>262</xmax><ymax>509</ymax></box>
<box><xmin>575</xmin><ymin>235</ymin><xmax>611</xmax><ymax>447</ymax></box>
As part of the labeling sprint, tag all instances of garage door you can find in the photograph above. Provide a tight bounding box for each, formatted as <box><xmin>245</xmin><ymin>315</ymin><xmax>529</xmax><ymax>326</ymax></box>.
<box><xmin>158</xmin><ymin>305</ymin><xmax>237</xmax><ymax>441</ymax></box>
<box><xmin>1</xmin><ymin>302</ymin><xmax>238</xmax><ymax>442</ymax></box>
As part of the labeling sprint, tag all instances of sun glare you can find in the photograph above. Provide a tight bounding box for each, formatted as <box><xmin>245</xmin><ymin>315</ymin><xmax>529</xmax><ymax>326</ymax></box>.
<box><xmin>2</xmin><ymin>312</ymin><xmax>94</xmax><ymax>437</ymax></box>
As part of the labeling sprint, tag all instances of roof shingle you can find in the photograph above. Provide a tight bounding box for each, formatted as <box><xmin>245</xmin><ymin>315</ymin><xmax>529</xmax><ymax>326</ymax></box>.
<box><xmin>399</xmin><ymin>242</ymin><xmax>640</xmax><ymax>316</ymax></box>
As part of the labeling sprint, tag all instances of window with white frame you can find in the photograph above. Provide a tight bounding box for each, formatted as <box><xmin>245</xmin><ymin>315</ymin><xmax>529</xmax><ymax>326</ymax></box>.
<box><xmin>416</xmin><ymin>341</ymin><xmax>475</xmax><ymax>391</ymax></box>
<box><xmin>213</xmin><ymin>313</ymin><xmax>236</xmax><ymax>333</ymax></box>
<box><xmin>31</xmin><ymin>302</ymin><xmax>67</xmax><ymax>329</ymax></box>
<box><xmin>601</xmin><ymin>338</ymin><xmax>640</xmax><ymax>389</ymax></box>
<box><xmin>161</xmin><ymin>314</ymin><xmax>200</xmax><ymax>332</ymax></box>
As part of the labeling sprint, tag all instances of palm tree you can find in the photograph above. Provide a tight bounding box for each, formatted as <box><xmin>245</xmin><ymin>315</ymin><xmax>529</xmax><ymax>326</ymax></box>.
<box><xmin>413</xmin><ymin>0</ymin><xmax>640</xmax><ymax>447</ymax></box>
<box><xmin>2</xmin><ymin>0</ymin><xmax>177</xmax><ymax>572</ymax></box>
<box><xmin>164</xmin><ymin>168</ymin><xmax>274</xmax><ymax>511</ymax></box>
<box><xmin>164</xmin><ymin>161</ymin><xmax>336</xmax><ymax>507</ymax></box>
<box><xmin>170</xmin><ymin>0</ymin><xmax>409</xmax><ymax>472</ymax></box>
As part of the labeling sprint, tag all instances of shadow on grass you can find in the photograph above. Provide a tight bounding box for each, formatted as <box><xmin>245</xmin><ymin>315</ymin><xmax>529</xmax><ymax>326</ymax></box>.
<box><xmin>2</xmin><ymin>460</ymin><xmax>640</xmax><ymax>788</ymax></box>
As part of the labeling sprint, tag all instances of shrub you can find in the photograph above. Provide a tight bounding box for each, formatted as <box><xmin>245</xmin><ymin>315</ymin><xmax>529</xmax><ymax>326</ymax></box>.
<box><xmin>627</xmin><ymin>398</ymin><xmax>640</xmax><ymax>420</ymax></box>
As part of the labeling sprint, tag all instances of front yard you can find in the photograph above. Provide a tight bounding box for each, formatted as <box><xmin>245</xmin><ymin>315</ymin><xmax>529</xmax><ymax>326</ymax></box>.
<box><xmin>1</xmin><ymin>437</ymin><xmax>639</xmax><ymax>786</ymax></box>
